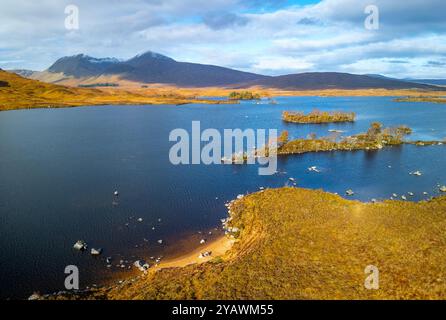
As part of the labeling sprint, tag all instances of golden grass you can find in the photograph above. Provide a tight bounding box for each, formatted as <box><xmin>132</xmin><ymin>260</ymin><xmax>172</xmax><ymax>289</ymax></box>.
<box><xmin>50</xmin><ymin>187</ymin><xmax>446</xmax><ymax>300</ymax></box>
<box><xmin>282</xmin><ymin>110</ymin><xmax>355</xmax><ymax>124</ymax></box>
<box><xmin>4</xmin><ymin>71</ymin><xmax>446</xmax><ymax>111</ymax></box>
<box><xmin>122</xmin><ymin>86</ymin><xmax>446</xmax><ymax>99</ymax></box>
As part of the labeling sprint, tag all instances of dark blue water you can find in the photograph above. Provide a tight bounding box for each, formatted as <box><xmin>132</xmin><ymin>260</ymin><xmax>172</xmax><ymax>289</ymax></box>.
<box><xmin>1</xmin><ymin>96</ymin><xmax>445</xmax><ymax>299</ymax></box>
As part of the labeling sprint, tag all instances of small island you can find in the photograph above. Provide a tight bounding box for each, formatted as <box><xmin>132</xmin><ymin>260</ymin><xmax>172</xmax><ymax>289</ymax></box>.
<box><xmin>224</xmin><ymin>123</ymin><xmax>413</xmax><ymax>163</ymax></box>
<box><xmin>394</xmin><ymin>96</ymin><xmax>446</xmax><ymax>104</ymax></box>
<box><xmin>282</xmin><ymin>110</ymin><xmax>356</xmax><ymax>124</ymax></box>
<box><xmin>228</xmin><ymin>91</ymin><xmax>261</xmax><ymax>100</ymax></box>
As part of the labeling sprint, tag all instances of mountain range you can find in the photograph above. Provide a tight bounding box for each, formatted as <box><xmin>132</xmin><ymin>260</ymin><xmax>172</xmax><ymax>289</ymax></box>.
<box><xmin>10</xmin><ymin>51</ymin><xmax>445</xmax><ymax>90</ymax></box>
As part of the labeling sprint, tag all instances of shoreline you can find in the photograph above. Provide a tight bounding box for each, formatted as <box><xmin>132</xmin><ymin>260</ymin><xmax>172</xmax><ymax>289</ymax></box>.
<box><xmin>37</xmin><ymin>188</ymin><xmax>446</xmax><ymax>300</ymax></box>
<box><xmin>45</xmin><ymin>187</ymin><xmax>446</xmax><ymax>300</ymax></box>
<box><xmin>3</xmin><ymin>67</ymin><xmax>446</xmax><ymax>112</ymax></box>
<box><xmin>3</xmin><ymin>89</ymin><xmax>446</xmax><ymax>112</ymax></box>
<box><xmin>30</xmin><ymin>229</ymin><xmax>236</xmax><ymax>300</ymax></box>
<box><xmin>153</xmin><ymin>235</ymin><xmax>235</xmax><ymax>270</ymax></box>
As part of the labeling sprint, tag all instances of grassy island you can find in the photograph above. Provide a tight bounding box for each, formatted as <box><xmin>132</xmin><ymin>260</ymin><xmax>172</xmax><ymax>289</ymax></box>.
<box><xmin>282</xmin><ymin>110</ymin><xmax>356</xmax><ymax>124</ymax></box>
<box><xmin>47</xmin><ymin>187</ymin><xmax>446</xmax><ymax>300</ymax></box>
<box><xmin>225</xmin><ymin>123</ymin><xmax>413</xmax><ymax>163</ymax></box>
<box><xmin>278</xmin><ymin>122</ymin><xmax>412</xmax><ymax>155</ymax></box>
<box><xmin>228</xmin><ymin>91</ymin><xmax>261</xmax><ymax>100</ymax></box>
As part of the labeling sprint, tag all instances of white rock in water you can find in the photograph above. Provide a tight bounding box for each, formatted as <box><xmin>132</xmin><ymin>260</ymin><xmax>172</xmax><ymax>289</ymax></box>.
<box><xmin>73</xmin><ymin>240</ymin><xmax>87</xmax><ymax>251</ymax></box>
<box><xmin>28</xmin><ymin>293</ymin><xmax>41</xmax><ymax>300</ymax></box>
<box><xmin>133</xmin><ymin>260</ymin><xmax>149</xmax><ymax>271</ymax></box>
<box><xmin>157</xmin><ymin>239</ymin><xmax>163</xmax><ymax>244</ymax></box>
<box><xmin>200</xmin><ymin>239</ymin><xmax>206</xmax><ymax>244</ymax></box>
<box><xmin>345</xmin><ymin>189</ymin><xmax>354</xmax><ymax>196</ymax></box>
<box><xmin>90</xmin><ymin>248</ymin><xmax>102</xmax><ymax>256</ymax></box>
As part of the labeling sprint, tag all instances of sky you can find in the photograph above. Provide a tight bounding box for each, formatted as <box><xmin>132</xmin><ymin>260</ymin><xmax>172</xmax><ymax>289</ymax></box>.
<box><xmin>0</xmin><ymin>0</ymin><xmax>445</xmax><ymax>78</ymax></box>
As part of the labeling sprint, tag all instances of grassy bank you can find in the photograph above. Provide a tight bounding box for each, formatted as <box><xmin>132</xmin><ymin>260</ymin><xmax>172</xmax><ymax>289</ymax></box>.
<box><xmin>394</xmin><ymin>96</ymin><xmax>446</xmax><ymax>104</ymax></box>
<box><xmin>48</xmin><ymin>187</ymin><xmax>446</xmax><ymax>299</ymax></box>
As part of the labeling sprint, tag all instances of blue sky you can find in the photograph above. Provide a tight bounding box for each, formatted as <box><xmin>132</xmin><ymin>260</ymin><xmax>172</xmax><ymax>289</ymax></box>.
<box><xmin>1</xmin><ymin>0</ymin><xmax>445</xmax><ymax>78</ymax></box>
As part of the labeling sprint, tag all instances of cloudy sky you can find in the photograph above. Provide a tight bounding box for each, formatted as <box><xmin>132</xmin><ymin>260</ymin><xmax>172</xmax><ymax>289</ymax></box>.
<box><xmin>1</xmin><ymin>0</ymin><xmax>445</xmax><ymax>78</ymax></box>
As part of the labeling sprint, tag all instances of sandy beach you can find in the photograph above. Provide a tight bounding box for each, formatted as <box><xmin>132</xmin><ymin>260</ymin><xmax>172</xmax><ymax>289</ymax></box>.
<box><xmin>154</xmin><ymin>235</ymin><xmax>235</xmax><ymax>270</ymax></box>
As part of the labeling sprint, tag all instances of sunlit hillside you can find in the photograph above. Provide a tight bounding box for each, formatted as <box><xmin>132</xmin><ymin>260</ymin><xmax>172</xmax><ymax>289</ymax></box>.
<box><xmin>0</xmin><ymin>70</ymin><xmax>221</xmax><ymax>111</ymax></box>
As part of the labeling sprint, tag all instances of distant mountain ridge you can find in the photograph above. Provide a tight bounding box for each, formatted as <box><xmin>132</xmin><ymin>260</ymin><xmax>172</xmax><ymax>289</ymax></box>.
<box><xmin>9</xmin><ymin>69</ymin><xmax>37</xmax><ymax>78</ymax></box>
<box><xmin>405</xmin><ymin>79</ymin><xmax>446</xmax><ymax>86</ymax></box>
<box><xmin>240</xmin><ymin>72</ymin><xmax>442</xmax><ymax>90</ymax></box>
<box><xmin>27</xmin><ymin>51</ymin><xmax>444</xmax><ymax>90</ymax></box>
<box><xmin>367</xmin><ymin>74</ymin><xmax>446</xmax><ymax>87</ymax></box>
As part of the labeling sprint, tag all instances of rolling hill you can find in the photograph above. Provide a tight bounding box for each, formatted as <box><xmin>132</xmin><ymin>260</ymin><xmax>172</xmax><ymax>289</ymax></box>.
<box><xmin>239</xmin><ymin>72</ymin><xmax>442</xmax><ymax>90</ymax></box>
<box><xmin>23</xmin><ymin>52</ymin><xmax>444</xmax><ymax>91</ymax></box>
<box><xmin>0</xmin><ymin>70</ymin><xmax>221</xmax><ymax>111</ymax></box>
<box><xmin>406</xmin><ymin>79</ymin><xmax>446</xmax><ymax>86</ymax></box>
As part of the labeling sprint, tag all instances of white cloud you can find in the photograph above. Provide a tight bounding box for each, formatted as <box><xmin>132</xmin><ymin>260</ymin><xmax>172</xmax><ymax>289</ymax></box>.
<box><xmin>251</xmin><ymin>56</ymin><xmax>314</xmax><ymax>74</ymax></box>
<box><xmin>0</xmin><ymin>0</ymin><xmax>445</xmax><ymax>78</ymax></box>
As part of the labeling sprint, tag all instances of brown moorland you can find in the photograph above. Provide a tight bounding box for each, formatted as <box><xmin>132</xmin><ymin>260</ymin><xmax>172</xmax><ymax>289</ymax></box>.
<box><xmin>47</xmin><ymin>187</ymin><xmax>446</xmax><ymax>300</ymax></box>
<box><xmin>0</xmin><ymin>70</ymin><xmax>233</xmax><ymax>111</ymax></box>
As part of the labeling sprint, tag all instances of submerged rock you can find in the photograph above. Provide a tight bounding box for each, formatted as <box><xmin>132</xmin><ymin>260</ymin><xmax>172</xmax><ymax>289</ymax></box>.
<box><xmin>345</xmin><ymin>189</ymin><xmax>354</xmax><ymax>196</ymax></box>
<box><xmin>133</xmin><ymin>260</ymin><xmax>150</xmax><ymax>271</ymax></box>
<box><xmin>90</xmin><ymin>248</ymin><xmax>102</xmax><ymax>256</ymax></box>
<box><xmin>28</xmin><ymin>292</ymin><xmax>42</xmax><ymax>300</ymax></box>
<box><xmin>198</xmin><ymin>251</ymin><xmax>212</xmax><ymax>259</ymax></box>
